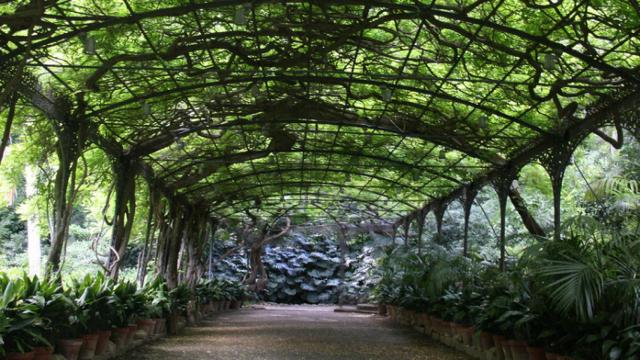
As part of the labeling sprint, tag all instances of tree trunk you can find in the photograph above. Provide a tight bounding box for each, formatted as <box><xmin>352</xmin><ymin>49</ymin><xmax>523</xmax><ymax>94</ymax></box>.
<box><xmin>508</xmin><ymin>187</ymin><xmax>546</xmax><ymax>237</ymax></box>
<box><xmin>46</xmin><ymin>95</ymin><xmax>89</xmax><ymax>274</ymax></box>
<box><xmin>163</xmin><ymin>204</ymin><xmax>187</xmax><ymax>288</ymax></box>
<box><xmin>137</xmin><ymin>189</ymin><xmax>160</xmax><ymax>287</ymax></box>
<box><xmin>244</xmin><ymin>217</ymin><xmax>291</xmax><ymax>293</ymax></box>
<box><xmin>47</xmin><ymin>143</ymin><xmax>78</xmax><ymax>273</ymax></box>
<box><xmin>107</xmin><ymin>156</ymin><xmax>137</xmax><ymax>279</ymax></box>
<box><xmin>186</xmin><ymin>215</ymin><xmax>213</xmax><ymax>287</ymax></box>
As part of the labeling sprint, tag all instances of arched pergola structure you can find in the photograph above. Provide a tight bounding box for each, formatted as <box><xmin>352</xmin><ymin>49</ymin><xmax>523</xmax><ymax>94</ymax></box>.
<box><xmin>0</xmin><ymin>0</ymin><xmax>638</xmax><ymax>283</ymax></box>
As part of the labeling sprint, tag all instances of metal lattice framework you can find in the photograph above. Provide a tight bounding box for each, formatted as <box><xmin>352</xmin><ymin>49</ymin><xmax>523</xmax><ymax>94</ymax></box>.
<box><xmin>1</xmin><ymin>0</ymin><xmax>639</xmax><ymax>226</ymax></box>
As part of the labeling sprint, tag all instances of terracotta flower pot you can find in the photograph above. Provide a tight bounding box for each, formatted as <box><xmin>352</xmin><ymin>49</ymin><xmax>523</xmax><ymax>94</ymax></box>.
<box><xmin>5</xmin><ymin>352</ymin><xmax>35</xmax><ymax>360</ymax></box>
<box><xmin>153</xmin><ymin>318</ymin><xmax>167</xmax><ymax>336</ymax></box>
<box><xmin>78</xmin><ymin>333</ymin><xmax>99</xmax><ymax>360</ymax></box>
<box><xmin>137</xmin><ymin>319</ymin><xmax>156</xmax><ymax>338</ymax></box>
<box><xmin>447</xmin><ymin>323</ymin><xmax>457</xmax><ymax>337</ymax></box>
<box><xmin>501</xmin><ymin>339</ymin><xmax>513</xmax><ymax>360</ymax></box>
<box><xmin>378</xmin><ymin>304</ymin><xmax>387</xmax><ymax>316</ymax></box>
<box><xmin>459</xmin><ymin>326</ymin><xmax>474</xmax><ymax>346</ymax></box>
<box><xmin>492</xmin><ymin>335</ymin><xmax>506</xmax><ymax>360</ymax></box>
<box><xmin>125</xmin><ymin>324</ymin><xmax>138</xmax><ymax>344</ymax></box>
<box><xmin>33</xmin><ymin>346</ymin><xmax>54</xmax><ymax>360</ymax></box>
<box><xmin>422</xmin><ymin>314</ymin><xmax>432</xmax><ymax>327</ymax></box>
<box><xmin>387</xmin><ymin>305</ymin><xmax>395</xmax><ymax>318</ymax></box>
<box><xmin>177</xmin><ymin>315</ymin><xmax>187</xmax><ymax>331</ymax></box>
<box><xmin>526</xmin><ymin>346</ymin><xmax>546</xmax><ymax>360</ymax></box>
<box><xmin>510</xmin><ymin>340</ymin><xmax>529</xmax><ymax>360</ymax></box>
<box><xmin>95</xmin><ymin>330</ymin><xmax>111</xmax><ymax>356</ymax></box>
<box><xmin>168</xmin><ymin>313</ymin><xmax>180</xmax><ymax>335</ymax></box>
<box><xmin>403</xmin><ymin>309</ymin><xmax>415</xmax><ymax>325</ymax></box>
<box><xmin>110</xmin><ymin>327</ymin><xmax>129</xmax><ymax>351</ymax></box>
<box><xmin>230</xmin><ymin>300</ymin><xmax>241</xmax><ymax>310</ymax></box>
<box><xmin>478</xmin><ymin>331</ymin><xmax>494</xmax><ymax>351</ymax></box>
<box><xmin>57</xmin><ymin>338</ymin><xmax>83</xmax><ymax>360</ymax></box>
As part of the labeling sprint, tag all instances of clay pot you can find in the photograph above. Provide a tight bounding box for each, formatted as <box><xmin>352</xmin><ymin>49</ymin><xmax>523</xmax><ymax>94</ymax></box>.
<box><xmin>125</xmin><ymin>324</ymin><xmax>138</xmax><ymax>344</ymax></box>
<box><xmin>403</xmin><ymin>309</ymin><xmax>416</xmax><ymax>325</ymax></box>
<box><xmin>33</xmin><ymin>346</ymin><xmax>54</xmax><ymax>360</ymax></box>
<box><xmin>378</xmin><ymin>304</ymin><xmax>387</xmax><ymax>316</ymax></box>
<box><xmin>510</xmin><ymin>340</ymin><xmax>529</xmax><ymax>360</ymax></box>
<box><xmin>153</xmin><ymin>318</ymin><xmax>167</xmax><ymax>336</ymax></box>
<box><xmin>177</xmin><ymin>316</ymin><xmax>187</xmax><ymax>331</ymax></box>
<box><xmin>95</xmin><ymin>330</ymin><xmax>111</xmax><ymax>356</ymax></box>
<box><xmin>200</xmin><ymin>303</ymin><xmax>209</xmax><ymax>315</ymax></box>
<box><xmin>459</xmin><ymin>326</ymin><xmax>474</xmax><ymax>346</ymax></box>
<box><xmin>501</xmin><ymin>339</ymin><xmax>513</xmax><ymax>360</ymax></box>
<box><xmin>137</xmin><ymin>319</ymin><xmax>156</xmax><ymax>338</ymax></box>
<box><xmin>422</xmin><ymin>314</ymin><xmax>432</xmax><ymax>327</ymax></box>
<box><xmin>230</xmin><ymin>300</ymin><xmax>241</xmax><ymax>310</ymax></box>
<box><xmin>387</xmin><ymin>305</ymin><xmax>396</xmax><ymax>319</ymax></box>
<box><xmin>110</xmin><ymin>327</ymin><xmax>129</xmax><ymax>351</ymax></box>
<box><xmin>478</xmin><ymin>331</ymin><xmax>494</xmax><ymax>350</ymax></box>
<box><xmin>57</xmin><ymin>338</ymin><xmax>83</xmax><ymax>360</ymax></box>
<box><xmin>5</xmin><ymin>352</ymin><xmax>35</xmax><ymax>360</ymax></box>
<box><xmin>447</xmin><ymin>323</ymin><xmax>458</xmax><ymax>338</ymax></box>
<box><xmin>526</xmin><ymin>346</ymin><xmax>546</xmax><ymax>360</ymax></box>
<box><xmin>492</xmin><ymin>335</ymin><xmax>506</xmax><ymax>360</ymax></box>
<box><xmin>168</xmin><ymin>313</ymin><xmax>180</xmax><ymax>335</ymax></box>
<box><xmin>416</xmin><ymin>313</ymin><xmax>428</xmax><ymax>328</ymax></box>
<box><xmin>78</xmin><ymin>333</ymin><xmax>99</xmax><ymax>360</ymax></box>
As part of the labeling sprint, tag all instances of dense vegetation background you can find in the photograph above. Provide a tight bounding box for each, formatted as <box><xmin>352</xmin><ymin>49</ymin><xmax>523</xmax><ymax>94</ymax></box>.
<box><xmin>0</xmin><ymin>130</ymin><xmax>636</xmax><ymax>305</ymax></box>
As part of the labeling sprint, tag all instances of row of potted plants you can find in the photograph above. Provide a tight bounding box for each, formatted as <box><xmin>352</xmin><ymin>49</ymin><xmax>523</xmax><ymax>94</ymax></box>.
<box><xmin>0</xmin><ymin>273</ymin><xmax>247</xmax><ymax>360</ymax></box>
<box><xmin>372</xmin><ymin>227</ymin><xmax>640</xmax><ymax>360</ymax></box>
<box><xmin>386</xmin><ymin>305</ymin><xmax>572</xmax><ymax>360</ymax></box>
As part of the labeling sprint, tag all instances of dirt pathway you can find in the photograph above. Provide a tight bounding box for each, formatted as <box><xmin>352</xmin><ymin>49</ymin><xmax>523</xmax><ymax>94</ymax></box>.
<box><xmin>123</xmin><ymin>305</ymin><xmax>472</xmax><ymax>360</ymax></box>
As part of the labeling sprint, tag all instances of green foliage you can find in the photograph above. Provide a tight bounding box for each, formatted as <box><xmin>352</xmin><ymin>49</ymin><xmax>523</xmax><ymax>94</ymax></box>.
<box><xmin>142</xmin><ymin>277</ymin><xmax>173</xmax><ymax>318</ymax></box>
<box><xmin>262</xmin><ymin>234</ymin><xmax>342</xmax><ymax>304</ymax></box>
<box><xmin>0</xmin><ymin>207</ymin><xmax>27</xmax><ymax>268</ymax></box>
<box><xmin>375</xmin><ymin>214</ymin><xmax>640</xmax><ymax>359</ymax></box>
<box><xmin>67</xmin><ymin>273</ymin><xmax>118</xmax><ymax>332</ymax></box>
<box><xmin>0</xmin><ymin>272</ymin><xmax>245</xmax><ymax>354</ymax></box>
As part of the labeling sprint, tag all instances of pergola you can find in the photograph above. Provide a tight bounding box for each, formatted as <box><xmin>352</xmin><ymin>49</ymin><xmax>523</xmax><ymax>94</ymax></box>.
<box><xmin>0</xmin><ymin>0</ymin><xmax>639</xmax><ymax>284</ymax></box>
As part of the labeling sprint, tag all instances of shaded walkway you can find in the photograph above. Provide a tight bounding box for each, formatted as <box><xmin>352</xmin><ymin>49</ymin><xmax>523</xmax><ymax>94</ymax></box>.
<box><xmin>123</xmin><ymin>305</ymin><xmax>471</xmax><ymax>360</ymax></box>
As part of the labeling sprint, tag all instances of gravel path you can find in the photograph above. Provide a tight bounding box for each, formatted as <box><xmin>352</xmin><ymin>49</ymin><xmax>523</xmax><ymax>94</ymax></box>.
<box><xmin>123</xmin><ymin>305</ymin><xmax>472</xmax><ymax>360</ymax></box>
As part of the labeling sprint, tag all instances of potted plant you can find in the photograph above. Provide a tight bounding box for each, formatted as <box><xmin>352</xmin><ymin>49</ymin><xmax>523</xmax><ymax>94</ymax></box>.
<box><xmin>143</xmin><ymin>277</ymin><xmax>173</xmax><ymax>337</ymax></box>
<box><xmin>167</xmin><ymin>284</ymin><xmax>191</xmax><ymax>335</ymax></box>
<box><xmin>68</xmin><ymin>274</ymin><xmax>118</xmax><ymax>360</ymax></box>
<box><xmin>0</xmin><ymin>275</ymin><xmax>53</xmax><ymax>360</ymax></box>
<box><xmin>109</xmin><ymin>281</ymin><xmax>139</xmax><ymax>351</ymax></box>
